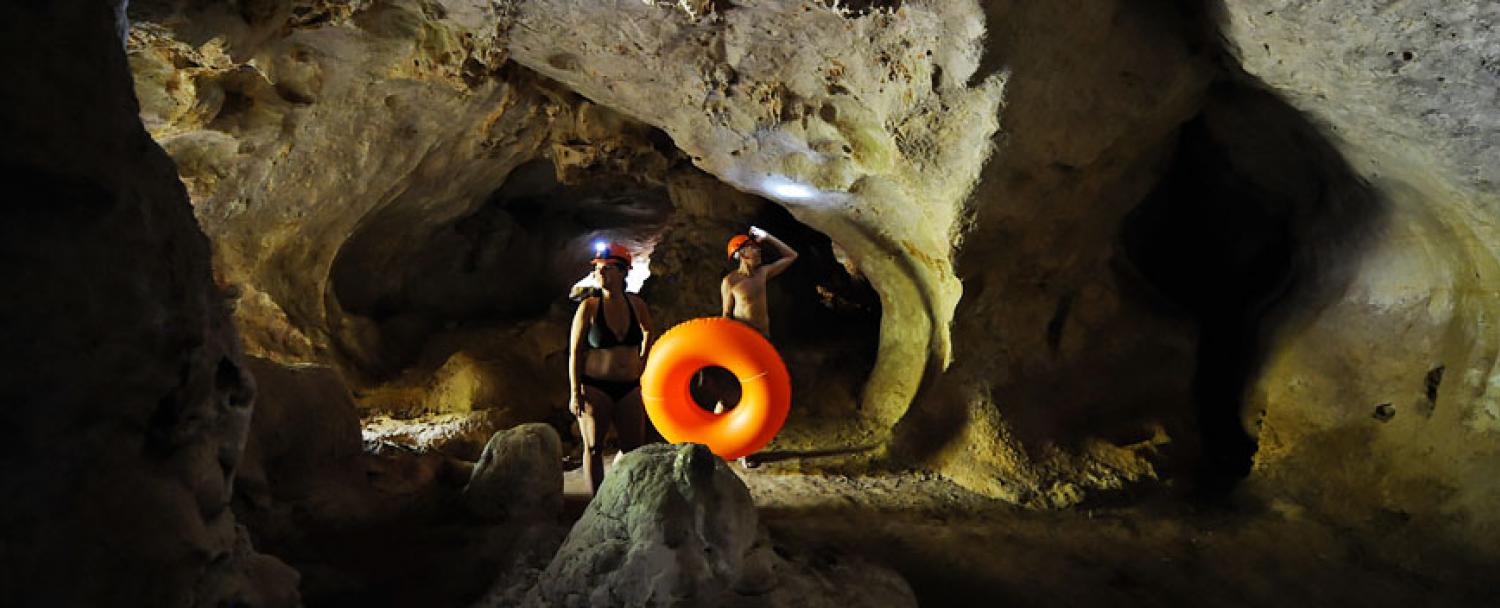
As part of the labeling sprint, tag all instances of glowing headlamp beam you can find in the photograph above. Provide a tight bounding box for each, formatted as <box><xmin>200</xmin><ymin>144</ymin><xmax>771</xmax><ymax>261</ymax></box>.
<box><xmin>762</xmin><ymin>176</ymin><xmax>817</xmax><ymax>200</ymax></box>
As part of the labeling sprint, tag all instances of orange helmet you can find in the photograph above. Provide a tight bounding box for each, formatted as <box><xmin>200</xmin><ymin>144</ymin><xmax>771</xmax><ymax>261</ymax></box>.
<box><xmin>591</xmin><ymin>241</ymin><xmax>632</xmax><ymax>267</ymax></box>
<box><xmin>726</xmin><ymin>234</ymin><xmax>753</xmax><ymax>259</ymax></box>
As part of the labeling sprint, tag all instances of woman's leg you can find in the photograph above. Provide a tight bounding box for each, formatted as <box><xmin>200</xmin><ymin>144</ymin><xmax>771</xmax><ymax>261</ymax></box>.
<box><xmin>614</xmin><ymin>386</ymin><xmax>648</xmax><ymax>452</ymax></box>
<box><xmin>576</xmin><ymin>385</ymin><xmax>614</xmax><ymax>495</ymax></box>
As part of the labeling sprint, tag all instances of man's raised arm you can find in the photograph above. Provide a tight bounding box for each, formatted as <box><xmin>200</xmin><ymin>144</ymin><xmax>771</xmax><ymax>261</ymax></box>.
<box><xmin>752</xmin><ymin>227</ymin><xmax>798</xmax><ymax>278</ymax></box>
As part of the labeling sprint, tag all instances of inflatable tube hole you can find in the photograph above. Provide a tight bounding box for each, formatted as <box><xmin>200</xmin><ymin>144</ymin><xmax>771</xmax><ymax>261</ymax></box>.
<box><xmin>689</xmin><ymin>366</ymin><xmax>742</xmax><ymax>412</ymax></box>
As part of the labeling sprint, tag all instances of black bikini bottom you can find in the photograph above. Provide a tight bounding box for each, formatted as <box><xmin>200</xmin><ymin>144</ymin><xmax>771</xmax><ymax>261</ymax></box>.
<box><xmin>584</xmin><ymin>376</ymin><xmax>639</xmax><ymax>402</ymax></box>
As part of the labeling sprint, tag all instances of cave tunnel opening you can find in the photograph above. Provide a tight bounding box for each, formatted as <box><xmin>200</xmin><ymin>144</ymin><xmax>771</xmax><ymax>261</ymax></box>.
<box><xmin>1121</xmin><ymin>80</ymin><xmax>1381</xmax><ymax>497</ymax></box>
<box><xmin>329</xmin><ymin>158</ymin><xmax>673</xmax><ymax>382</ymax></box>
<box><xmin>739</xmin><ymin>202</ymin><xmax>882</xmax><ymax>445</ymax></box>
<box><xmin>656</xmin><ymin>187</ymin><xmax>885</xmax><ymax>452</ymax></box>
<box><xmin>326</xmin><ymin>130</ymin><xmax>884</xmax><ymax>466</ymax></box>
<box><xmin>1122</xmin><ymin>117</ymin><xmax>1287</xmax><ymax>494</ymax></box>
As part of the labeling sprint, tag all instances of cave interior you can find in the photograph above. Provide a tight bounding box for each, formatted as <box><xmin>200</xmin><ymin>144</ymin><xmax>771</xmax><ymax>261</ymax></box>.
<box><xmin>3</xmin><ymin>1</ymin><xmax>1500</xmax><ymax>606</ymax></box>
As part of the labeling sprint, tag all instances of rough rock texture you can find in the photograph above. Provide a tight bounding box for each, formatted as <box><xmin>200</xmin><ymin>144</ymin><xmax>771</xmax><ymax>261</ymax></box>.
<box><xmin>126</xmin><ymin>0</ymin><xmax>674</xmax><ymax>382</ymax></box>
<box><xmin>234</xmin><ymin>357</ymin><xmax>385</xmax><ymax>544</ymax></box>
<box><xmin>457</xmin><ymin>425</ymin><xmax>573</xmax><ymax>607</ymax></box>
<box><xmin>463</xmin><ymin>423</ymin><xmax>564</xmax><ymax>521</ymax></box>
<box><xmin>1221</xmin><ymin>1</ymin><xmax>1500</xmax><ymax>197</ymax></box>
<box><xmin>362</xmin><ymin>410</ymin><xmax>513</xmax><ymax>460</ymax></box>
<box><xmin>238</xmin><ymin>357</ymin><xmax>572</xmax><ymax>606</ymax></box>
<box><xmin>1216</xmin><ymin>0</ymin><xmax>1500</xmax><ymax>557</ymax></box>
<box><xmin>116</xmin><ymin>0</ymin><xmax>1500</xmax><ymax>569</ymax></box>
<box><xmin>12</xmin><ymin>0</ymin><xmax>1500</xmax><ymax>604</ymax></box>
<box><xmin>514</xmin><ymin>443</ymin><xmax>915</xmax><ymax>608</ymax></box>
<box><xmin>0</xmin><ymin>2</ymin><xmax>296</xmax><ymax>606</ymax></box>
<box><xmin>502</xmin><ymin>0</ymin><xmax>1232</xmax><ymax>507</ymax></box>
<box><xmin>887</xmin><ymin>0</ymin><xmax>1215</xmax><ymax>505</ymax></box>
<box><xmin>507</xmin><ymin>0</ymin><xmax>1006</xmax><ymax>431</ymax></box>
<box><xmin>126</xmin><ymin>0</ymin><xmax>887</xmax><ymax>455</ymax></box>
<box><xmin>126</xmin><ymin>0</ymin><xmax>540</xmax><ymax>374</ymax></box>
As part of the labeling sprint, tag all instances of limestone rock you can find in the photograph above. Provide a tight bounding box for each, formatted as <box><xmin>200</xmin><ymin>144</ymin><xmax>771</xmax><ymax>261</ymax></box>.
<box><xmin>362</xmin><ymin>410</ymin><xmax>510</xmax><ymax>460</ymax></box>
<box><xmin>236</xmin><ymin>357</ymin><xmax>380</xmax><ymax>534</ymax></box>
<box><xmin>238</xmin><ymin>357</ymin><xmax>555</xmax><ymax>605</ymax></box>
<box><xmin>1220</xmin><ymin>1</ymin><xmax>1500</xmax><ymax>199</ymax></box>
<box><xmin>125</xmin><ymin>0</ymin><xmax>542</xmax><ymax>373</ymax></box>
<box><xmin>519</xmin><ymin>443</ymin><xmax>915</xmax><ymax>608</ymax></box>
<box><xmin>126</xmin><ymin>0</ymin><xmax>682</xmax><ymax>430</ymax></box>
<box><xmin>507</xmin><ymin>0</ymin><xmax>1007</xmax><ymax>432</ymax></box>
<box><xmin>888</xmin><ymin>0</ymin><xmax>1214</xmax><ymax>505</ymax></box>
<box><xmin>463</xmin><ymin>423</ymin><xmax>564</xmax><ymax>522</ymax></box>
<box><xmin>110</xmin><ymin>0</ymin><xmax>1500</xmax><ymax>558</ymax></box>
<box><xmin>1216</xmin><ymin>0</ymin><xmax>1500</xmax><ymax>559</ymax></box>
<box><xmin>191</xmin><ymin>525</ymin><xmax>303</xmax><ymax>608</ymax></box>
<box><xmin>0</xmin><ymin>2</ymin><xmax>296</xmax><ymax>605</ymax></box>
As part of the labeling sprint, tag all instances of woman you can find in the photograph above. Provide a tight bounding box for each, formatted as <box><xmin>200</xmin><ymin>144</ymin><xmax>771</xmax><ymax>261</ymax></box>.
<box><xmin>568</xmin><ymin>241</ymin><xmax>655</xmax><ymax>495</ymax></box>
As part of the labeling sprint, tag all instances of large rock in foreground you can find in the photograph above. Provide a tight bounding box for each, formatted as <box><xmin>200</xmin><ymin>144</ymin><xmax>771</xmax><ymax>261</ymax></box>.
<box><xmin>515</xmin><ymin>443</ymin><xmax>915</xmax><ymax>608</ymax></box>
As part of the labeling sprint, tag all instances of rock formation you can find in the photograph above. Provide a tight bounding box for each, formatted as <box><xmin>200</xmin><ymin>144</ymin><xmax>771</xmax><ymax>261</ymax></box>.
<box><xmin>6</xmin><ymin>0</ymin><xmax>1500</xmax><ymax>604</ymax></box>
<box><xmin>0</xmin><ymin>2</ymin><xmax>297</xmax><ymax>606</ymax></box>
<box><xmin>1217</xmin><ymin>0</ymin><xmax>1500</xmax><ymax>560</ymax></box>
<box><xmin>463</xmin><ymin>422</ymin><xmax>564</xmax><ymax>521</ymax></box>
<box><xmin>513</xmin><ymin>443</ymin><xmax>915</xmax><ymax>608</ymax></box>
<box><xmin>116</xmin><ymin>0</ymin><xmax>1500</xmax><ymax>552</ymax></box>
<box><xmin>506</xmin><ymin>0</ymin><xmax>1006</xmax><ymax>438</ymax></box>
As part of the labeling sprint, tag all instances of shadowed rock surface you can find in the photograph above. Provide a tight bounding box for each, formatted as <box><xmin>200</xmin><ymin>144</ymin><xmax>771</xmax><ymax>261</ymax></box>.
<box><xmin>4</xmin><ymin>0</ymin><xmax>1500</xmax><ymax>605</ymax></box>
<box><xmin>515</xmin><ymin>443</ymin><xmax>915</xmax><ymax>608</ymax></box>
<box><xmin>0</xmin><ymin>2</ymin><xmax>298</xmax><ymax>606</ymax></box>
<box><xmin>464</xmin><ymin>423</ymin><xmax>564</xmax><ymax>521</ymax></box>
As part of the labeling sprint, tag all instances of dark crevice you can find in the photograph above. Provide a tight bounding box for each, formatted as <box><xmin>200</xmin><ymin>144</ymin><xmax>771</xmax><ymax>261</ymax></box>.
<box><xmin>1424</xmin><ymin>365</ymin><xmax>1444</xmax><ymax>414</ymax></box>
<box><xmin>1045</xmin><ymin>293</ymin><xmax>1074</xmax><ymax>354</ymax></box>
<box><xmin>820</xmin><ymin>0</ymin><xmax>903</xmax><ymax>17</ymax></box>
<box><xmin>1120</xmin><ymin>79</ymin><xmax>1383</xmax><ymax>499</ymax></box>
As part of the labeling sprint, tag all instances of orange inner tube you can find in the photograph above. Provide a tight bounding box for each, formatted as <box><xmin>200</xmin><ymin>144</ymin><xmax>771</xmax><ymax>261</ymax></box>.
<box><xmin>640</xmin><ymin>317</ymin><xmax>790</xmax><ymax>460</ymax></box>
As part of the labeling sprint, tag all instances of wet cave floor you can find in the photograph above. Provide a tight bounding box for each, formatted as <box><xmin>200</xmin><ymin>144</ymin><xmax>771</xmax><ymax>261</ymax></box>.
<box><xmin>563</xmin><ymin>452</ymin><xmax>1494</xmax><ymax>607</ymax></box>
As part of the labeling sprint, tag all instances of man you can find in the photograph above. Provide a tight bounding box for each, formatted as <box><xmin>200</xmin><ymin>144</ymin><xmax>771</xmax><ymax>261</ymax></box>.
<box><xmin>721</xmin><ymin>226</ymin><xmax>798</xmax><ymax>336</ymax></box>
<box><xmin>713</xmin><ymin>226</ymin><xmax>797</xmax><ymax>467</ymax></box>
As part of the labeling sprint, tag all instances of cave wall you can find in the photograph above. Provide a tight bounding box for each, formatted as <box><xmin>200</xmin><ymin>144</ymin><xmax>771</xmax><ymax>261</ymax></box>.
<box><xmin>115</xmin><ymin>0</ymin><xmax>1500</xmax><ymax>556</ymax></box>
<box><xmin>126</xmin><ymin>0</ymin><xmax>695</xmax><ymax>424</ymax></box>
<box><xmin>127</xmin><ymin>0</ymin><xmax>544</xmax><ymax>374</ymax></box>
<box><xmin>890</xmin><ymin>0</ymin><xmax>1215</xmax><ymax>506</ymax></box>
<box><xmin>1218</xmin><ymin>1</ymin><xmax>1500</xmax><ymax>556</ymax></box>
<box><xmin>11</xmin><ymin>1</ymin><xmax>1500</xmax><ymax>604</ymax></box>
<box><xmin>504</xmin><ymin>0</ymin><xmax>1006</xmax><ymax>437</ymax></box>
<box><xmin>128</xmin><ymin>0</ymin><xmax>993</xmax><ymax>442</ymax></box>
<box><xmin>0</xmin><ymin>2</ymin><xmax>296</xmax><ymax>605</ymax></box>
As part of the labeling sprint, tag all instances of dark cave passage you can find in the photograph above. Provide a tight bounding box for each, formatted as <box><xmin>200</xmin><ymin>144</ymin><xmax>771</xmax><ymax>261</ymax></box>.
<box><xmin>1121</xmin><ymin>81</ymin><xmax>1382</xmax><ymax>495</ymax></box>
<box><xmin>329</xmin><ymin>158</ymin><xmax>674</xmax><ymax>378</ymax></box>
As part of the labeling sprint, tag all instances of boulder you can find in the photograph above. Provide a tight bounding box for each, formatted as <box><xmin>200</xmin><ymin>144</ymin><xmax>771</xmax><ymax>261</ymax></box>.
<box><xmin>464</xmin><ymin>423</ymin><xmax>565</xmax><ymax>522</ymax></box>
<box><xmin>519</xmin><ymin>443</ymin><xmax>915</xmax><ymax>608</ymax></box>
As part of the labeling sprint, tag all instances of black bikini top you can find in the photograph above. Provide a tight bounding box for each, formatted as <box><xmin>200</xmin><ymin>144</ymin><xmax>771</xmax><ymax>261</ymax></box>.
<box><xmin>587</xmin><ymin>296</ymin><xmax>643</xmax><ymax>349</ymax></box>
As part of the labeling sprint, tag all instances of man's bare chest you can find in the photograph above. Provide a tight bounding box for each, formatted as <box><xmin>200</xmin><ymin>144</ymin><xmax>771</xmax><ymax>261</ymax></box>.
<box><xmin>728</xmin><ymin>274</ymin><xmax>767</xmax><ymax>298</ymax></box>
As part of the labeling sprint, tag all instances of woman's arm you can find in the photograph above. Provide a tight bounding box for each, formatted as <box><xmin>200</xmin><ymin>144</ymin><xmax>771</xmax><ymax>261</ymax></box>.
<box><xmin>567</xmin><ymin>298</ymin><xmax>593</xmax><ymax>414</ymax></box>
<box><xmin>630</xmin><ymin>294</ymin><xmax>655</xmax><ymax>360</ymax></box>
